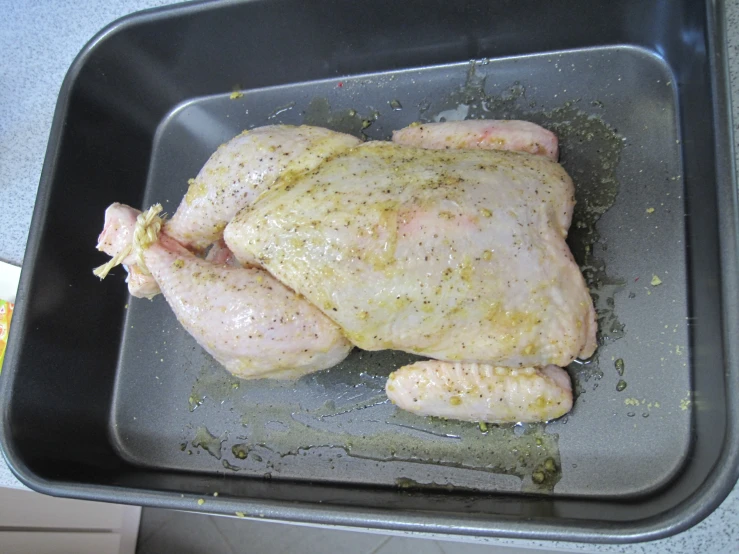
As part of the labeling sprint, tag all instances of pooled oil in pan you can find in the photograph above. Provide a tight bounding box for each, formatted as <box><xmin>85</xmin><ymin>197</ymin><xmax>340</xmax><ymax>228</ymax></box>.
<box><xmin>187</xmin><ymin>358</ymin><xmax>563</xmax><ymax>492</ymax></box>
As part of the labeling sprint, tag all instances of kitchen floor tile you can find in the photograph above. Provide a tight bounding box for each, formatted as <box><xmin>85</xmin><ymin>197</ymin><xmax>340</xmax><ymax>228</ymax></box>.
<box><xmin>211</xmin><ymin>516</ymin><xmax>389</xmax><ymax>553</ymax></box>
<box><xmin>137</xmin><ymin>507</ymin><xmax>176</xmax><ymax>545</ymax></box>
<box><xmin>137</xmin><ymin>509</ymin><xmax>569</xmax><ymax>553</ymax></box>
<box><xmin>373</xmin><ymin>536</ymin><xmax>446</xmax><ymax>554</ymax></box>
<box><xmin>437</xmin><ymin>539</ymin><xmax>562</xmax><ymax>553</ymax></box>
<box><xmin>136</xmin><ymin>509</ymin><xmax>234</xmax><ymax>554</ymax></box>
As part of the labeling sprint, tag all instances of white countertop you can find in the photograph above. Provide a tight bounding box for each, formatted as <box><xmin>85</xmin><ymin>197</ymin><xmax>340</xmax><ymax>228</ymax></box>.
<box><xmin>1</xmin><ymin>1</ymin><xmax>737</xmax><ymax>551</ymax></box>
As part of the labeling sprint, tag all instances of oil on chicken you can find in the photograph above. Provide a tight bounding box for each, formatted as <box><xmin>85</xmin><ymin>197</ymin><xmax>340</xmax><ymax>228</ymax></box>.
<box><xmin>94</xmin><ymin>121</ymin><xmax>596</xmax><ymax>424</ymax></box>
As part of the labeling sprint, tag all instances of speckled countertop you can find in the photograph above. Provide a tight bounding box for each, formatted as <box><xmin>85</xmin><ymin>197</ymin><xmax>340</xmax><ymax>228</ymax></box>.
<box><xmin>0</xmin><ymin>0</ymin><xmax>737</xmax><ymax>551</ymax></box>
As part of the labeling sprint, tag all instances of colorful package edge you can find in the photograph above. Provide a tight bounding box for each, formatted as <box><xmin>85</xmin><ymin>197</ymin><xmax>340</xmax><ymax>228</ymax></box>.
<box><xmin>0</xmin><ymin>299</ymin><xmax>13</xmax><ymax>373</ymax></box>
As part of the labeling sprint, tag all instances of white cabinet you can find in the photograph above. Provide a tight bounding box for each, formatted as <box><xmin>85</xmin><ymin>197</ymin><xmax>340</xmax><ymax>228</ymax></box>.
<box><xmin>0</xmin><ymin>488</ymin><xmax>140</xmax><ymax>554</ymax></box>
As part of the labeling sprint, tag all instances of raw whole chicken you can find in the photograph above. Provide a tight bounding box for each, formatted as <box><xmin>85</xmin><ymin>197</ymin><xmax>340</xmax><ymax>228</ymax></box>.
<box><xmin>94</xmin><ymin>120</ymin><xmax>596</xmax><ymax>424</ymax></box>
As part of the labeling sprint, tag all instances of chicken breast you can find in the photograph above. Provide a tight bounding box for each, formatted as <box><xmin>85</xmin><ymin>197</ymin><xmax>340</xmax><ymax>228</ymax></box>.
<box><xmin>225</xmin><ymin>141</ymin><xmax>596</xmax><ymax>367</ymax></box>
<box><xmin>386</xmin><ymin>361</ymin><xmax>572</xmax><ymax>423</ymax></box>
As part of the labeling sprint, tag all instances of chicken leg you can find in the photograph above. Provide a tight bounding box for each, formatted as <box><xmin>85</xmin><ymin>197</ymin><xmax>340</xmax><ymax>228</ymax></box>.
<box><xmin>95</xmin><ymin>203</ymin><xmax>352</xmax><ymax>379</ymax></box>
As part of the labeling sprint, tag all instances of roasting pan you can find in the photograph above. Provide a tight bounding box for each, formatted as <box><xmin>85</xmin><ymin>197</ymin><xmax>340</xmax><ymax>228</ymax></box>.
<box><xmin>1</xmin><ymin>0</ymin><xmax>738</xmax><ymax>543</ymax></box>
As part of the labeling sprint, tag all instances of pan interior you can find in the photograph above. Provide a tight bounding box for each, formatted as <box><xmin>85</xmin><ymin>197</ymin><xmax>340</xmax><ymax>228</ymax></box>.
<box><xmin>111</xmin><ymin>45</ymin><xmax>690</xmax><ymax>499</ymax></box>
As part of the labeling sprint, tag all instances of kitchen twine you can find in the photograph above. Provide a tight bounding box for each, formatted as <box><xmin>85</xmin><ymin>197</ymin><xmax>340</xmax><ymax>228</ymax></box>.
<box><xmin>93</xmin><ymin>204</ymin><xmax>165</xmax><ymax>280</ymax></box>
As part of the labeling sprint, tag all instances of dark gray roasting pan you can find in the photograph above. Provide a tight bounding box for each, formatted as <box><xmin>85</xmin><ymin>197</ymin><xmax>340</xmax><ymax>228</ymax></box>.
<box><xmin>1</xmin><ymin>0</ymin><xmax>737</xmax><ymax>544</ymax></box>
